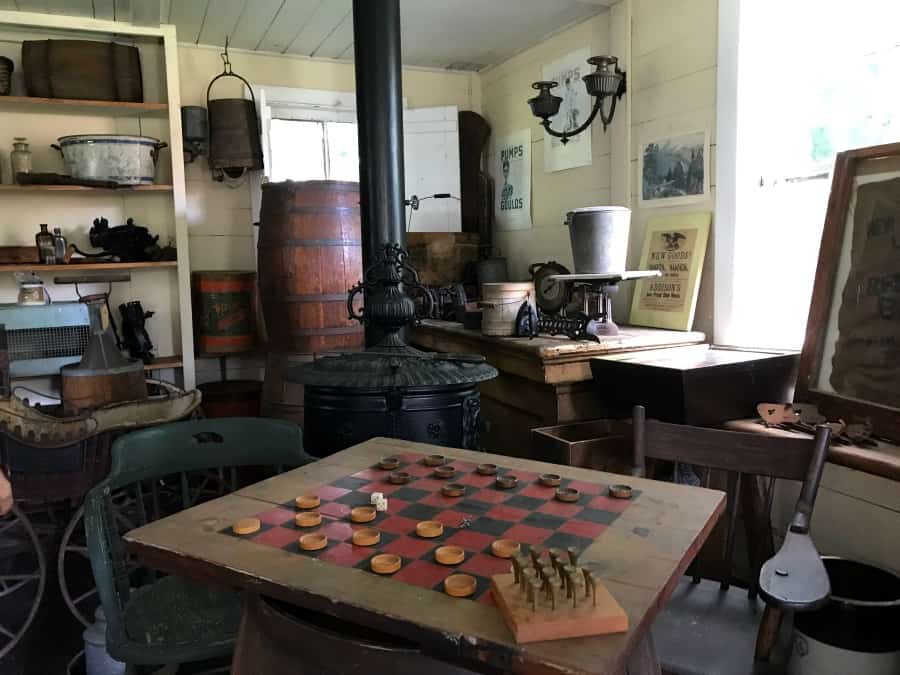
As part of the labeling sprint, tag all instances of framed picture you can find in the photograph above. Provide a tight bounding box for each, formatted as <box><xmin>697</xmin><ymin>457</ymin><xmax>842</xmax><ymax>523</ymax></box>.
<box><xmin>797</xmin><ymin>142</ymin><xmax>900</xmax><ymax>442</ymax></box>
<box><xmin>638</xmin><ymin>130</ymin><xmax>710</xmax><ymax>207</ymax></box>
<box><xmin>628</xmin><ymin>212</ymin><xmax>711</xmax><ymax>330</ymax></box>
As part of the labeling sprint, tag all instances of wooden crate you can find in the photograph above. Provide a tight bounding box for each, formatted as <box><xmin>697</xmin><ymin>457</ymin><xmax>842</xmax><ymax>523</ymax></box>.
<box><xmin>531</xmin><ymin>418</ymin><xmax>632</xmax><ymax>473</ymax></box>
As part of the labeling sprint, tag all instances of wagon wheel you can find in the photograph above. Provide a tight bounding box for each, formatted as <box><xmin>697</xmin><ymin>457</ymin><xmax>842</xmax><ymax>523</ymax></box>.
<box><xmin>0</xmin><ymin>506</ymin><xmax>46</xmax><ymax>661</ymax></box>
<box><xmin>58</xmin><ymin>489</ymin><xmax>141</xmax><ymax>627</ymax></box>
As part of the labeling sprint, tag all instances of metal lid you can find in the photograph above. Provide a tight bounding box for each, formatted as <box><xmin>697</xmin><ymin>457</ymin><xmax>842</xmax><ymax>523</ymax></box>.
<box><xmin>567</xmin><ymin>206</ymin><xmax>631</xmax><ymax>214</ymax></box>
<box><xmin>286</xmin><ymin>344</ymin><xmax>497</xmax><ymax>389</ymax></box>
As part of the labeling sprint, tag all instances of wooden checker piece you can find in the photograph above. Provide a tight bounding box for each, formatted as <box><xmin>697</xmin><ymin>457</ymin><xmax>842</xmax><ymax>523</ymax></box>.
<box><xmin>299</xmin><ymin>533</ymin><xmax>327</xmax><ymax>551</ymax></box>
<box><xmin>415</xmin><ymin>520</ymin><xmax>443</xmax><ymax>538</ymax></box>
<box><xmin>435</xmin><ymin>545</ymin><xmax>465</xmax><ymax>565</ymax></box>
<box><xmin>232</xmin><ymin>517</ymin><xmax>261</xmax><ymax>535</ymax></box>
<box><xmin>295</xmin><ymin>512</ymin><xmax>321</xmax><ymax>528</ymax></box>
<box><xmin>444</xmin><ymin>574</ymin><xmax>476</xmax><ymax>598</ymax></box>
<box><xmin>490</xmin><ymin>572</ymin><xmax>628</xmax><ymax>643</ymax></box>
<box><xmin>295</xmin><ymin>495</ymin><xmax>320</xmax><ymax>509</ymax></box>
<box><xmin>371</xmin><ymin>554</ymin><xmax>401</xmax><ymax>574</ymax></box>
<box><xmin>350</xmin><ymin>506</ymin><xmax>377</xmax><ymax>523</ymax></box>
<box><xmin>351</xmin><ymin>528</ymin><xmax>380</xmax><ymax>546</ymax></box>
<box><xmin>491</xmin><ymin>539</ymin><xmax>520</xmax><ymax>559</ymax></box>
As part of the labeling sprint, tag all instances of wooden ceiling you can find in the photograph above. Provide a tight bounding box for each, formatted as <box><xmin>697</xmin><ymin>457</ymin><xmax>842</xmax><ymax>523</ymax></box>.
<box><xmin>0</xmin><ymin>0</ymin><xmax>613</xmax><ymax>70</ymax></box>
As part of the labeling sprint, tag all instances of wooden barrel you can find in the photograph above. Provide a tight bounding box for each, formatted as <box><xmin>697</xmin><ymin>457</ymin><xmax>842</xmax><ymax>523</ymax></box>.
<box><xmin>198</xmin><ymin>380</ymin><xmax>262</xmax><ymax>418</ymax></box>
<box><xmin>192</xmin><ymin>271</ymin><xmax>256</xmax><ymax>354</ymax></box>
<box><xmin>261</xmin><ymin>352</ymin><xmax>312</xmax><ymax>426</ymax></box>
<box><xmin>258</xmin><ymin>181</ymin><xmax>364</xmax><ymax>353</ymax></box>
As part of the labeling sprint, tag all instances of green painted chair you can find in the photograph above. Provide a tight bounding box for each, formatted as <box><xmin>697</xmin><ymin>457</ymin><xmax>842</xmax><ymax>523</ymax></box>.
<box><xmin>84</xmin><ymin>417</ymin><xmax>312</xmax><ymax>670</ymax></box>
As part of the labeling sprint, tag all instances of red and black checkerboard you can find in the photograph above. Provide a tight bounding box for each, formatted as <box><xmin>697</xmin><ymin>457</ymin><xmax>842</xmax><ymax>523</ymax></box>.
<box><xmin>223</xmin><ymin>452</ymin><xmax>638</xmax><ymax>604</ymax></box>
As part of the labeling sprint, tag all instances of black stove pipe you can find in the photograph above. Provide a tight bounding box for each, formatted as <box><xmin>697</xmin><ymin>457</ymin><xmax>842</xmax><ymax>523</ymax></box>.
<box><xmin>352</xmin><ymin>0</ymin><xmax>407</xmax><ymax>347</ymax></box>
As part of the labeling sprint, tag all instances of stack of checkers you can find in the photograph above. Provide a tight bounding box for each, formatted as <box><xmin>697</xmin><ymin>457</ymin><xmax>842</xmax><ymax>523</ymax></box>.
<box><xmin>224</xmin><ymin>451</ymin><xmax>636</xmax><ymax>604</ymax></box>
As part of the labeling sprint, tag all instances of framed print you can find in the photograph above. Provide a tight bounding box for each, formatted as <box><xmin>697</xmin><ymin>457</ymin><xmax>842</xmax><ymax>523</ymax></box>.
<box><xmin>797</xmin><ymin>142</ymin><xmax>900</xmax><ymax>442</ymax></box>
<box><xmin>629</xmin><ymin>212</ymin><xmax>711</xmax><ymax>330</ymax></box>
<box><xmin>639</xmin><ymin>130</ymin><xmax>710</xmax><ymax>208</ymax></box>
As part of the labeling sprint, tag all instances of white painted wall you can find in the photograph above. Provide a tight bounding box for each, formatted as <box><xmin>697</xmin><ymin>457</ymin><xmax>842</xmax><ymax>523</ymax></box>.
<box><xmin>616</xmin><ymin>0</ymin><xmax>718</xmax><ymax>336</ymax></box>
<box><xmin>479</xmin><ymin>13</ymin><xmax>613</xmax><ymax>279</ymax></box>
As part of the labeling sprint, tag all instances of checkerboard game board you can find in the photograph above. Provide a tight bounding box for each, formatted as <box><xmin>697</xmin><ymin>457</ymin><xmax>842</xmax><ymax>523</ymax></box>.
<box><xmin>223</xmin><ymin>452</ymin><xmax>638</xmax><ymax>604</ymax></box>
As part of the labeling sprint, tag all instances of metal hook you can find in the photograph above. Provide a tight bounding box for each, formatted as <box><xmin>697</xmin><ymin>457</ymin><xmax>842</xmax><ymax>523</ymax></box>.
<box><xmin>220</xmin><ymin>35</ymin><xmax>232</xmax><ymax>75</ymax></box>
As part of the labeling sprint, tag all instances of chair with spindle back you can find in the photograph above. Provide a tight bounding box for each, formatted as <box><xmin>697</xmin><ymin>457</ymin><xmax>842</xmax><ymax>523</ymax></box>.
<box><xmin>85</xmin><ymin>417</ymin><xmax>313</xmax><ymax>672</ymax></box>
<box><xmin>630</xmin><ymin>405</ymin><xmax>832</xmax><ymax>674</ymax></box>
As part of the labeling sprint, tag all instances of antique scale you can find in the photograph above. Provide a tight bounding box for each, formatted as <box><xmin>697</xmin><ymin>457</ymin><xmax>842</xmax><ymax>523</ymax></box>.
<box><xmin>530</xmin><ymin>260</ymin><xmax>660</xmax><ymax>340</ymax></box>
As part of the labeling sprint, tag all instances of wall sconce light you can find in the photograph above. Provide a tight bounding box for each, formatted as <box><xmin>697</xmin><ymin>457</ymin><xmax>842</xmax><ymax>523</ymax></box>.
<box><xmin>527</xmin><ymin>55</ymin><xmax>626</xmax><ymax>144</ymax></box>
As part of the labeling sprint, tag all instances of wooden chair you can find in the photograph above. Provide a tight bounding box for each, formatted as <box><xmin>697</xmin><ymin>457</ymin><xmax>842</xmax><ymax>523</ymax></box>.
<box><xmin>84</xmin><ymin>417</ymin><xmax>313</xmax><ymax>673</ymax></box>
<box><xmin>631</xmin><ymin>406</ymin><xmax>832</xmax><ymax>675</ymax></box>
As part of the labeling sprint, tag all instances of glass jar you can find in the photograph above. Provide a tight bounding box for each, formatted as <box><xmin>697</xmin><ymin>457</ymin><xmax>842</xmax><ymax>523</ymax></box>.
<box><xmin>35</xmin><ymin>223</ymin><xmax>56</xmax><ymax>264</ymax></box>
<box><xmin>10</xmin><ymin>137</ymin><xmax>31</xmax><ymax>181</ymax></box>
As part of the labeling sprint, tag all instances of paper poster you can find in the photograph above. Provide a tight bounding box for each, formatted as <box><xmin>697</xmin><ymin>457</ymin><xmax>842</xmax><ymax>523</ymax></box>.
<box><xmin>493</xmin><ymin>129</ymin><xmax>532</xmax><ymax>231</ymax></box>
<box><xmin>542</xmin><ymin>47</ymin><xmax>592</xmax><ymax>173</ymax></box>
<box><xmin>629</xmin><ymin>212</ymin><xmax>711</xmax><ymax>330</ymax></box>
<box><xmin>639</xmin><ymin>131</ymin><xmax>710</xmax><ymax>207</ymax></box>
<box><xmin>827</xmin><ymin>176</ymin><xmax>900</xmax><ymax>408</ymax></box>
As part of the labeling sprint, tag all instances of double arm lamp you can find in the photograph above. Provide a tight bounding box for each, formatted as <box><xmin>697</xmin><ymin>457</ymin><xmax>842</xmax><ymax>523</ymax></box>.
<box><xmin>527</xmin><ymin>55</ymin><xmax>626</xmax><ymax>144</ymax></box>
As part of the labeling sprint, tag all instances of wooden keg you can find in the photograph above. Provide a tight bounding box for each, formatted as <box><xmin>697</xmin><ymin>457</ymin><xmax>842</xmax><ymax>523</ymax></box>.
<box><xmin>258</xmin><ymin>181</ymin><xmax>364</xmax><ymax>353</ymax></box>
<box><xmin>192</xmin><ymin>271</ymin><xmax>256</xmax><ymax>354</ymax></box>
<box><xmin>261</xmin><ymin>352</ymin><xmax>312</xmax><ymax>426</ymax></box>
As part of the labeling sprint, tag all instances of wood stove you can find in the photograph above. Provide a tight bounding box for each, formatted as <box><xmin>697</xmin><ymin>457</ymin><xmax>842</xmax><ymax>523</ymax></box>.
<box><xmin>287</xmin><ymin>0</ymin><xmax>497</xmax><ymax>457</ymax></box>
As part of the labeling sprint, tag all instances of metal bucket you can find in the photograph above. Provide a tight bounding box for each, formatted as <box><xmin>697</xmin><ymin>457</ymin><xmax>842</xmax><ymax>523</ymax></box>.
<box><xmin>564</xmin><ymin>206</ymin><xmax>631</xmax><ymax>274</ymax></box>
<box><xmin>207</xmin><ymin>70</ymin><xmax>263</xmax><ymax>177</ymax></box>
<box><xmin>790</xmin><ymin>557</ymin><xmax>900</xmax><ymax>675</ymax></box>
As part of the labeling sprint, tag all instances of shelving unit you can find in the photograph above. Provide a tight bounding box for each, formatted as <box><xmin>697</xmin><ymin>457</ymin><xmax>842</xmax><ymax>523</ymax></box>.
<box><xmin>0</xmin><ymin>261</ymin><xmax>177</xmax><ymax>272</ymax></box>
<box><xmin>0</xmin><ymin>184</ymin><xmax>173</xmax><ymax>192</ymax></box>
<box><xmin>0</xmin><ymin>95</ymin><xmax>169</xmax><ymax>117</ymax></box>
<box><xmin>144</xmin><ymin>355</ymin><xmax>184</xmax><ymax>371</ymax></box>
<box><xmin>0</xmin><ymin>10</ymin><xmax>196</xmax><ymax>388</ymax></box>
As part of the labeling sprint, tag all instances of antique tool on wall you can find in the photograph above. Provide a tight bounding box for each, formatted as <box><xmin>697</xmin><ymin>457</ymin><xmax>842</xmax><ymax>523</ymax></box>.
<box><xmin>72</xmin><ymin>217</ymin><xmax>175</xmax><ymax>262</ymax></box>
<box><xmin>118</xmin><ymin>301</ymin><xmax>154</xmax><ymax>364</ymax></box>
<box><xmin>206</xmin><ymin>37</ymin><xmax>263</xmax><ymax>182</ymax></box>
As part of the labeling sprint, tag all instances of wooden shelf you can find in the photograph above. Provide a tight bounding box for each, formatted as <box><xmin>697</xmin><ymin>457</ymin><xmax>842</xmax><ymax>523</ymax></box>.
<box><xmin>0</xmin><ymin>184</ymin><xmax>173</xmax><ymax>193</ymax></box>
<box><xmin>0</xmin><ymin>261</ymin><xmax>177</xmax><ymax>272</ymax></box>
<box><xmin>0</xmin><ymin>95</ymin><xmax>168</xmax><ymax>117</ymax></box>
<box><xmin>144</xmin><ymin>355</ymin><xmax>184</xmax><ymax>371</ymax></box>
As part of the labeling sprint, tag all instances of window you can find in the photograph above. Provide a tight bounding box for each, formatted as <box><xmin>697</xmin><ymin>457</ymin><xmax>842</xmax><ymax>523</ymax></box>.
<box><xmin>269</xmin><ymin>119</ymin><xmax>360</xmax><ymax>182</ymax></box>
<box><xmin>716</xmin><ymin>0</ymin><xmax>900</xmax><ymax>349</ymax></box>
<box><xmin>250</xmin><ymin>85</ymin><xmax>462</xmax><ymax>233</ymax></box>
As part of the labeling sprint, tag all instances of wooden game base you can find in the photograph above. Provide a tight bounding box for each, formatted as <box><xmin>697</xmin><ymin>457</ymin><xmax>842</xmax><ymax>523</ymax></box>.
<box><xmin>490</xmin><ymin>573</ymin><xmax>628</xmax><ymax>644</ymax></box>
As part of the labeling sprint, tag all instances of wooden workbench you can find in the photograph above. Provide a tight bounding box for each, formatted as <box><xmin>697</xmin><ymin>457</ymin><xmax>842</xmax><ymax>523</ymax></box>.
<box><xmin>125</xmin><ymin>437</ymin><xmax>725</xmax><ymax>675</ymax></box>
<box><xmin>411</xmin><ymin>320</ymin><xmax>706</xmax><ymax>456</ymax></box>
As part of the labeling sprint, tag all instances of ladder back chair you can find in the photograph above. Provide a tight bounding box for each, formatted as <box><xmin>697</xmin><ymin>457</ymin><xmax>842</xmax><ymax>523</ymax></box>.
<box><xmin>631</xmin><ymin>405</ymin><xmax>832</xmax><ymax>674</ymax></box>
<box><xmin>85</xmin><ymin>417</ymin><xmax>313</xmax><ymax>672</ymax></box>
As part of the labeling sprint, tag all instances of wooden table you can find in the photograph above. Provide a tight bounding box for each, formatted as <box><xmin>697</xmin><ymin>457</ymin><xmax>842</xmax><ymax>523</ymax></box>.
<box><xmin>124</xmin><ymin>438</ymin><xmax>725</xmax><ymax>675</ymax></box>
<box><xmin>412</xmin><ymin>321</ymin><xmax>706</xmax><ymax>456</ymax></box>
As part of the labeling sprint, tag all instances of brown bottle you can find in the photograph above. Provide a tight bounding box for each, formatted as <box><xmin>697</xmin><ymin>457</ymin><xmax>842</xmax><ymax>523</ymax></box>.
<box><xmin>36</xmin><ymin>223</ymin><xmax>56</xmax><ymax>264</ymax></box>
